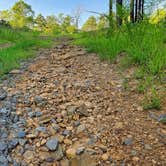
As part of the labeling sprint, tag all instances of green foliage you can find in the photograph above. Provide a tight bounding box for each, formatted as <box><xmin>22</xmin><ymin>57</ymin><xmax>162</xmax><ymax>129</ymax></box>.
<box><xmin>9</xmin><ymin>0</ymin><xmax>34</xmax><ymax>28</ymax></box>
<box><xmin>137</xmin><ymin>83</ymin><xmax>146</xmax><ymax>93</ymax></box>
<box><xmin>143</xmin><ymin>92</ymin><xmax>161</xmax><ymax>110</ymax></box>
<box><xmin>150</xmin><ymin>9</ymin><xmax>166</xmax><ymax>24</ymax></box>
<box><xmin>0</xmin><ymin>10</ymin><xmax>11</xmax><ymax>21</ymax></box>
<box><xmin>82</xmin><ymin>16</ymin><xmax>97</xmax><ymax>31</ymax></box>
<box><xmin>35</xmin><ymin>14</ymin><xmax>46</xmax><ymax>31</ymax></box>
<box><xmin>0</xmin><ymin>27</ymin><xmax>53</xmax><ymax>76</ymax></box>
<box><xmin>74</xmin><ymin>22</ymin><xmax>166</xmax><ymax>77</ymax></box>
<box><xmin>97</xmin><ymin>16</ymin><xmax>109</xmax><ymax>29</ymax></box>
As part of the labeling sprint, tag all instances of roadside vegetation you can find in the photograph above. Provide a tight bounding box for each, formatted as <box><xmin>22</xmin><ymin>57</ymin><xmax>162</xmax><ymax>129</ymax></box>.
<box><xmin>0</xmin><ymin>27</ymin><xmax>53</xmax><ymax>75</ymax></box>
<box><xmin>73</xmin><ymin>0</ymin><xmax>166</xmax><ymax>110</ymax></box>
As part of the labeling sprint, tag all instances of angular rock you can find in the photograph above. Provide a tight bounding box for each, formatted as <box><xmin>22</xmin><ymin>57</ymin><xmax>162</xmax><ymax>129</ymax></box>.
<box><xmin>36</xmin><ymin>126</ymin><xmax>47</xmax><ymax>133</ymax></box>
<box><xmin>76</xmin><ymin>147</ymin><xmax>85</xmax><ymax>155</ymax></box>
<box><xmin>123</xmin><ymin>138</ymin><xmax>133</xmax><ymax>145</ymax></box>
<box><xmin>158</xmin><ymin>114</ymin><xmax>166</xmax><ymax>123</ymax></box>
<box><xmin>101</xmin><ymin>153</ymin><xmax>109</xmax><ymax>161</ymax></box>
<box><xmin>0</xmin><ymin>88</ymin><xmax>7</xmax><ymax>100</ymax></box>
<box><xmin>0</xmin><ymin>108</ymin><xmax>11</xmax><ymax>116</ymax></box>
<box><xmin>46</xmin><ymin>138</ymin><xmax>59</xmax><ymax>151</ymax></box>
<box><xmin>8</xmin><ymin>139</ymin><xmax>19</xmax><ymax>149</ymax></box>
<box><xmin>77</xmin><ymin>104</ymin><xmax>89</xmax><ymax>117</ymax></box>
<box><xmin>76</xmin><ymin>124</ymin><xmax>86</xmax><ymax>134</ymax></box>
<box><xmin>17</xmin><ymin>131</ymin><xmax>26</xmax><ymax>138</ymax></box>
<box><xmin>62</xmin><ymin>130</ymin><xmax>71</xmax><ymax>136</ymax></box>
<box><xmin>0</xmin><ymin>141</ymin><xmax>7</xmax><ymax>151</ymax></box>
<box><xmin>0</xmin><ymin>155</ymin><xmax>8</xmax><ymax>164</ymax></box>
<box><xmin>23</xmin><ymin>150</ymin><xmax>35</xmax><ymax>161</ymax></box>
<box><xmin>66</xmin><ymin>148</ymin><xmax>76</xmax><ymax>159</ymax></box>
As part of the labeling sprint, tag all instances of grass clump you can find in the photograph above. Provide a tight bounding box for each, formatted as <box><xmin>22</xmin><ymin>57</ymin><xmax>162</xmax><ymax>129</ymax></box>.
<box><xmin>143</xmin><ymin>88</ymin><xmax>161</xmax><ymax>110</ymax></box>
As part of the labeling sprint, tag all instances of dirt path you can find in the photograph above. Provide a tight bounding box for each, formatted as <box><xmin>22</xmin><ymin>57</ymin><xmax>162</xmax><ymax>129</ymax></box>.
<box><xmin>0</xmin><ymin>40</ymin><xmax>166</xmax><ymax>166</ymax></box>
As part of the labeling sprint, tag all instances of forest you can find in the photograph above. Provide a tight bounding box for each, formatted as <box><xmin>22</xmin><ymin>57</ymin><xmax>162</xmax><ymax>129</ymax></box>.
<box><xmin>0</xmin><ymin>0</ymin><xmax>166</xmax><ymax>166</ymax></box>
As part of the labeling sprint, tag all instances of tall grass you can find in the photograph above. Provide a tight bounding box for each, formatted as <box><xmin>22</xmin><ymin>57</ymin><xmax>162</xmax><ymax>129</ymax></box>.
<box><xmin>74</xmin><ymin>22</ymin><xmax>166</xmax><ymax>76</ymax></box>
<box><xmin>0</xmin><ymin>27</ymin><xmax>53</xmax><ymax>75</ymax></box>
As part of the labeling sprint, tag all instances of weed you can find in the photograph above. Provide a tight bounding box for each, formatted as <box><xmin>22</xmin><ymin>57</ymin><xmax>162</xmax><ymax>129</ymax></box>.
<box><xmin>137</xmin><ymin>83</ymin><xmax>146</xmax><ymax>93</ymax></box>
<box><xmin>143</xmin><ymin>88</ymin><xmax>161</xmax><ymax>110</ymax></box>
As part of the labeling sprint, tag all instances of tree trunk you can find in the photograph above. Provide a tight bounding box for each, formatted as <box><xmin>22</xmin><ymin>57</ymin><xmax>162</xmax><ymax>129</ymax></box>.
<box><xmin>135</xmin><ymin>0</ymin><xmax>138</xmax><ymax>22</ymax></box>
<box><xmin>138</xmin><ymin>0</ymin><xmax>142</xmax><ymax>20</ymax></box>
<box><xmin>116</xmin><ymin>0</ymin><xmax>123</xmax><ymax>26</ymax></box>
<box><xmin>109</xmin><ymin>0</ymin><xmax>113</xmax><ymax>27</ymax></box>
<box><xmin>130</xmin><ymin>0</ymin><xmax>135</xmax><ymax>23</ymax></box>
<box><xmin>141</xmin><ymin>0</ymin><xmax>144</xmax><ymax>20</ymax></box>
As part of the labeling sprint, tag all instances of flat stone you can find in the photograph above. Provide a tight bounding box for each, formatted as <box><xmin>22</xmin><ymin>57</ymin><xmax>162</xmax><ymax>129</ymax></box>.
<box><xmin>39</xmin><ymin>116</ymin><xmax>52</xmax><ymax>124</ymax></box>
<box><xmin>26</xmin><ymin>133</ymin><xmax>38</xmax><ymax>139</ymax></box>
<box><xmin>46</xmin><ymin>138</ymin><xmax>59</xmax><ymax>151</ymax></box>
<box><xmin>9</xmin><ymin>69</ymin><xmax>22</xmax><ymax>74</ymax></box>
<box><xmin>36</xmin><ymin>126</ymin><xmax>47</xmax><ymax>133</ymax></box>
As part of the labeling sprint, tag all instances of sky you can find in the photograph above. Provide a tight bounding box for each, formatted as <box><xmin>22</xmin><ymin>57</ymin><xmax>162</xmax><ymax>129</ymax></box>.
<box><xmin>0</xmin><ymin>0</ymin><xmax>109</xmax><ymax>26</ymax></box>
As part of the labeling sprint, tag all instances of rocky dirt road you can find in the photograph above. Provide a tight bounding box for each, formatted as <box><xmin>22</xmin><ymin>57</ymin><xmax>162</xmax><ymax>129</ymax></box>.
<box><xmin>0</xmin><ymin>39</ymin><xmax>166</xmax><ymax>166</ymax></box>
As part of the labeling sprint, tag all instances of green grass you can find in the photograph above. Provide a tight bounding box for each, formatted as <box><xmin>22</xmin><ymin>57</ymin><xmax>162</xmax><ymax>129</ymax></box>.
<box><xmin>73</xmin><ymin>22</ymin><xmax>166</xmax><ymax>76</ymax></box>
<box><xmin>0</xmin><ymin>27</ymin><xmax>53</xmax><ymax>75</ymax></box>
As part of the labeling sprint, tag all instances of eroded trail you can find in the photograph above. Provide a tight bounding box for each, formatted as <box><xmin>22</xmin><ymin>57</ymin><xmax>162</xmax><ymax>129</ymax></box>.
<box><xmin>0</xmin><ymin>40</ymin><xmax>166</xmax><ymax>166</ymax></box>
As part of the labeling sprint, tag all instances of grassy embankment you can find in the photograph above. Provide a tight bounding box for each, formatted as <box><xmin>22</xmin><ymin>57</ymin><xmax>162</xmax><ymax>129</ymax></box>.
<box><xmin>0</xmin><ymin>27</ymin><xmax>54</xmax><ymax>76</ymax></box>
<box><xmin>73</xmin><ymin>22</ymin><xmax>166</xmax><ymax>110</ymax></box>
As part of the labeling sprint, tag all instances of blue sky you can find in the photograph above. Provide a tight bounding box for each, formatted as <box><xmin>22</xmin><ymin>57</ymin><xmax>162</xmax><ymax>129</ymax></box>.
<box><xmin>0</xmin><ymin>0</ymin><xmax>109</xmax><ymax>26</ymax></box>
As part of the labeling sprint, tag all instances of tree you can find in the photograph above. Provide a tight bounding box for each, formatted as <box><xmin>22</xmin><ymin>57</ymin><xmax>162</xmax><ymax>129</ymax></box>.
<box><xmin>130</xmin><ymin>0</ymin><xmax>135</xmax><ymax>22</ymax></box>
<box><xmin>10</xmin><ymin>0</ymin><xmax>34</xmax><ymax>28</ymax></box>
<box><xmin>35</xmin><ymin>14</ymin><xmax>46</xmax><ymax>31</ymax></box>
<box><xmin>66</xmin><ymin>25</ymin><xmax>77</xmax><ymax>34</ymax></box>
<box><xmin>97</xmin><ymin>16</ymin><xmax>109</xmax><ymax>29</ymax></box>
<box><xmin>150</xmin><ymin>9</ymin><xmax>166</xmax><ymax>24</ymax></box>
<box><xmin>109</xmin><ymin>0</ymin><xmax>113</xmax><ymax>27</ymax></box>
<box><xmin>45</xmin><ymin>15</ymin><xmax>61</xmax><ymax>34</ymax></box>
<box><xmin>0</xmin><ymin>10</ymin><xmax>11</xmax><ymax>22</ymax></box>
<box><xmin>72</xmin><ymin>7</ymin><xmax>83</xmax><ymax>30</ymax></box>
<box><xmin>129</xmin><ymin>0</ymin><xmax>145</xmax><ymax>23</ymax></box>
<box><xmin>61</xmin><ymin>15</ymin><xmax>73</xmax><ymax>33</ymax></box>
<box><xmin>82</xmin><ymin>16</ymin><xmax>97</xmax><ymax>31</ymax></box>
<box><xmin>116</xmin><ymin>0</ymin><xmax>123</xmax><ymax>26</ymax></box>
